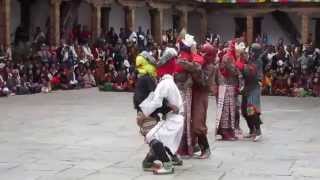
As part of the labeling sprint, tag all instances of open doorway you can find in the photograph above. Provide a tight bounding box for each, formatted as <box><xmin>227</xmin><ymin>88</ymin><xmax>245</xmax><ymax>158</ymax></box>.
<box><xmin>315</xmin><ymin>19</ymin><xmax>320</xmax><ymax>48</ymax></box>
<box><xmin>234</xmin><ymin>17</ymin><xmax>262</xmax><ymax>40</ymax></box>
<box><xmin>234</xmin><ymin>17</ymin><xmax>246</xmax><ymax>38</ymax></box>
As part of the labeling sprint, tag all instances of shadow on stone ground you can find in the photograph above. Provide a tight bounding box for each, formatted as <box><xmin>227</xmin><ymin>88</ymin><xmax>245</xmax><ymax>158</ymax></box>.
<box><xmin>0</xmin><ymin>88</ymin><xmax>319</xmax><ymax>180</ymax></box>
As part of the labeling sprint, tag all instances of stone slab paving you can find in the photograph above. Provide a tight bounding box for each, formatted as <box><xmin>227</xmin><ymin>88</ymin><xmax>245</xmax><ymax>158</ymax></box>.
<box><xmin>0</xmin><ymin>88</ymin><xmax>319</xmax><ymax>180</ymax></box>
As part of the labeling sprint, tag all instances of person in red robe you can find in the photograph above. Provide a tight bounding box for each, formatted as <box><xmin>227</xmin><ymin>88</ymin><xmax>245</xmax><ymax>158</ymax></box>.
<box><xmin>191</xmin><ymin>43</ymin><xmax>218</xmax><ymax>159</ymax></box>
<box><xmin>175</xmin><ymin>33</ymin><xmax>201</xmax><ymax>158</ymax></box>
<box><xmin>215</xmin><ymin>40</ymin><xmax>241</xmax><ymax>141</ymax></box>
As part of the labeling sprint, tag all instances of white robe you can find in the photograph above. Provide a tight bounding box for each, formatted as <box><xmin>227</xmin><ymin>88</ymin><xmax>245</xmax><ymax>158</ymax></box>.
<box><xmin>140</xmin><ymin>74</ymin><xmax>184</xmax><ymax>154</ymax></box>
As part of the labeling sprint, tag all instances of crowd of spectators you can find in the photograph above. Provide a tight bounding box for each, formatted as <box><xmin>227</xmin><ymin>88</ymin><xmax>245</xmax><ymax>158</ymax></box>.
<box><xmin>260</xmin><ymin>42</ymin><xmax>320</xmax><ymax>97</ymax></box>
<box><xmin>212</xmin><ymin>36</ymin><xmax>320</xmax><ymax>97</ymax></box>
<box><xmin>1</xmin><ymin>25</ymin><xmax>178</xmax><ymax>97</ymax></box>
<box><xmin>1</xmin><ymin>25</ymin><xmax>320</xmax><ymax>98</ymax></box>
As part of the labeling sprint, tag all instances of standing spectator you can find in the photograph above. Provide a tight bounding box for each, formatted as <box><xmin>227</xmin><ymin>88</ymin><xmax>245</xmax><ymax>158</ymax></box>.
<box><xmin>14</xmin><ymin>26</ymin><xmax>28</xmax><ymax>46</ymax></box>
<box><xmin>119</xmin><ymin>27</ymin><xmax>127</xmax><ymax>43</ymax></box>
<box><xmin>33</xmin><ymin>27</ymin><xmax>46</xmax><ymax>46</ymax></box>
<box><xmin>80</xmin><ymin>25</ymin><xmax>91</xmax><ymax>44</ymax></box>
<box><xmin>107</xmin><ymin>27</ymin><xmax>119</xmax><ymax>47</ymax></box>
<box><xmin>137</xmin><ymin>26</ymin><xmax>146</xmax><ymax>50</ymax></box>
<box><xmin>146</xmin><ymin>29</ymin><xmax>153</xmax><ymax>50</ymax></box>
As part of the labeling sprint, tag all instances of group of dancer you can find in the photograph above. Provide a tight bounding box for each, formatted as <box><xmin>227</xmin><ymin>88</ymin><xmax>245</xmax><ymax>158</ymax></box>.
<box><xmin>133</xmin><ymin>29</ymin><xmax>263</xmax><ymax>175</ymax></box>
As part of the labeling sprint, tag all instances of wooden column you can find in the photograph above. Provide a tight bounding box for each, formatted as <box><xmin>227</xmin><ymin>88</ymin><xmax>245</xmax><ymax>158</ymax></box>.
<box><xmin>91</xmin><ymin>4</ymin><xmax>102</xmax><ymax>40</ymax></box>
<box><xmin>301</xmin><ymin>14</ymin><xmax>310</xmax><ymax>44</ymax></box>
<box><xmin>49</xmin><ymin>0</ymin><xmax>61</xmax><ymax>47</ymax></box>
<box><xmin>0</xmin><ymin>0</ymin><xmax>11</xmax><ymax>48</ymax></box>
<box><xmin>101</xmin><ymin>7</ymin><xmax>111</xmax><ymax>33</ymax></box>
<box><xmin>20</xmin><ymin>0</ymin><xmax>31</xmax><ymax>39</ymax></box>
<box><xmin>199</xmin><ymin>10</ymin><xmax>208</xmax><ymax>43</ymax></box>
<box><xmin>124</xmin><ymin>6</ymin><xmax>135</xmax><ymax>32</ymax></box>
<box><xmin>246</xmin><ymin>15</ymin><xmax>254</xmax><ymax>45</ymax></box>
<box><xmin>150</xmin><ymin>8</ymin><xmax>163</xmax><ymax>44</ymax></box>
<box><xmin>179</xmin><ymin>9</ymin><xmax>188</xmax><ymax>31</ymax></box>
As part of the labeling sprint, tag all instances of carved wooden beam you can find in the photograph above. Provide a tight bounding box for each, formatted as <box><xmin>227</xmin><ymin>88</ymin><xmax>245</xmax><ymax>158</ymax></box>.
<box><xmin>117</xmin><ymin>0</ymin><xmax>146</xmax><ymax>7</ymax></box>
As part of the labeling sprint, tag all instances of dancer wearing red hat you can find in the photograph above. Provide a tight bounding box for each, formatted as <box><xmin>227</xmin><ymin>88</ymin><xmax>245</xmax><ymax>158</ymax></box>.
<box><xmin>175</xmin><ymin>33</ymin><xmax>201</xmax><ymax>158</ymax></box>
<box><xmin>215</xmin><ymin>40</ymin><xmax>241</xmax><ymax>141</ymax></box>
<box><xmin>191</xmin><ymin>43</ymin><xmax>218</xmax><ymax>158</ymax></box>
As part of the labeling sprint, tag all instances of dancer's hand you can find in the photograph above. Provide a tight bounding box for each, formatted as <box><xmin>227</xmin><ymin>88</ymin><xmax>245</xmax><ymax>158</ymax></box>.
<box><xmin>168</xmin><ymin>103</ymin><xmax>179</xmax><ymax>114</ymax></box>
<box><xmin>136</xmin><ymin>112</ymin><xmax>146</xmax><ymax>127</ymax></box>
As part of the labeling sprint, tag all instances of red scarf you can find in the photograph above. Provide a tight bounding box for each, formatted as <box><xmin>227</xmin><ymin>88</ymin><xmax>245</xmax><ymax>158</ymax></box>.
<box><xmin>157</xmin><ymin>58</ymin><xmax>177</xmax><ymax>77</ymax></box>
<box><xmin>175</xmin><ymin>51</ymin><xmax>192</xmax><ymax>73</ymax></box>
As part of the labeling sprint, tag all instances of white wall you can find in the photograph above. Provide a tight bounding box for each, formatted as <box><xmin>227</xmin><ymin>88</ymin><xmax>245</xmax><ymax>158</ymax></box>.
<box><xmin>207</xmin><ymin>11</ymin><xmax>316</xmax><ymax>45</ymax></box>
<box><xmin>261</xmin><ymin>13</ymin><xmax>290</xmax><ymax>44</ymax></box>
<box><xmin>163</xmin><ymin>9</ymin><xmax>173</xmax><ymax>31</ymax></box>
<box><xmin>109</xmin><ymin>3</ymin><xmax>125</xmax><ymax>34</ymax></box>
<box><xmin>261</xmin><ymin>13</ymin><xmax>303</xmax><ymax>44</ymax></box>
<box><xmin>11</xmin><ymin>0</ymin><xmax>21</xmax><ymax>38</ymax></box>
<box><xmin>11</xmin><ymin>0</ymin><xmax>50</xmax><ymax>38</ymax></box>
<box><xmin>207</xmin><ymin>12</ymin><xmax>235</xmax><ymax>43</ymax></box>
<box><xmin>30</xmin><ymin>0</ymin><xmax>50</xmax><ymax>36</ymax></box>
<box><xmin>188</xmin><ymin>12</ymin><xmax>202</xmax><ymax>42</ymax></box>
<box><xmin>78</xmin><ymin>2</ymin><xmax>92</xmax><ymax>28</ymax></box>
<box><xmin>135</xmin><ymin>6</ymin><xmax>150</xmax><ymax>32</ymax></box>
<box><xmin>310</xmin><ymin>13</ymin><xmax>320</xmax><ymax>43</ymax></box>
<box><xmin>10</xmin><ymin>1</ymin><xmax>319</xmax><ymax>44</ymax></box>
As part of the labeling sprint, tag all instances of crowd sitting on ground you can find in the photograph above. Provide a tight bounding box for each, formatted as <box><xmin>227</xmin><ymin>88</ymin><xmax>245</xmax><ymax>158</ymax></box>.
<box><xmin>0</xmin><ymin>25</ymin><xmax>175</xmax><ymax>97</ymax></box>
<box><xmin>1</xmin><ymin>24</ymin><xmax>320</xmax><ymax>97</ymax></box>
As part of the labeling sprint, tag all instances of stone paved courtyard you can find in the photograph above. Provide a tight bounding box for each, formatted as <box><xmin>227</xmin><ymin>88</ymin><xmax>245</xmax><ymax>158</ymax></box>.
<box><xmin>0</xmin><ymin>88</ymin><xmax>319</xmax><ymax>180</ymax></box>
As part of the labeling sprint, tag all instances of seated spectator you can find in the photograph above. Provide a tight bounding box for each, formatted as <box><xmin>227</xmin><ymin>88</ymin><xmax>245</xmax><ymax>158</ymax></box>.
<box><xmin>311</xmin><ymin>68</ymin><xmax>320</xmax><ymax>96</ymax></box>
<box><xmin>127</xmin><ymin>72</ymin><xmax>136</xmax><ymax>91</ymax></box>
<box><xmin>51</xmin><ymin>71</ymin><xmax>61</xmax><ymax>90</ymax></box>
<box><xmin>37</xmin><ymin>44</ymin><xmax>52</xmax><ymax>64</ymax></box>
<box><xmin>16</xmin><ymin>73</ymin><xmax>30</xmax><ymax>95</ymax></box>
<box><xmin>40</xmin><ymin>66</ymin><xmax>52</xmax><ymax>93</ymax></box>
<box><xmin>272</xmin><ymin>62</ymin><xmax>289</xmax><ymax>96</ymax></box>
<box><xmin>262</xmin><ymin>71</ymin><xmax>273</xmax><ymax>95</ymax></box>
<box><xmin>81</xmin><ymin>42</ymin><xmax>94</xmax><ymax>64</ymax></box>
<box><xmin>82</xmin><ymin>68</ymin><xmax>96</xmax><ymax>88</ymax></box>
<box><xmin>6</xmin><ymin>68</ymin><xmax>20</xmax><ymax>95</ymax></box>
<box><xmin>79</xmin><ymin>25</ymin><xmax>91</xmax><ymax>45</ymax></box>
<box><xmin>111</xmin><ymin>69</ymin><xmax>127</xmax><ymax>91</ymax></box>
<box><xmin>0</xmin><ymin>63</ymin><xmax>10</xmax><ymax>96</ymax></box>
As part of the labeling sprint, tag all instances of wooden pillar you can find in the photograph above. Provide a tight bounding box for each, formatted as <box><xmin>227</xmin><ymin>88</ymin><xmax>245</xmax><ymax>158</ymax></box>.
<box><xmin>101</xmin><ymin>7</ymin><xmax>111</xmax><ymax>33</ymax></box>
<box><xmin>124</xmin><ymin>6</ymin><xmax>135</xmax><ymax>32</ymax></box>
<box><xmin>315</xmin><ymin>18</ymin><xmax>320</xmax><ymax>48</ymax></box>
<box><xmin>150</xmin><ymin>8</ymin><xmax>163</xmax><ymax>44</ymax></box>
<box><xmin>302</xmin><ymin>14</ymin><xmax>310</xmax><ymax>44</ymax></box>
<box><xmin>49</xmin><ymin>0</ymin><xmax>61</xmax><ymax>47</ymax></box>
<box><xmin>91</xmin><ymin>4</ymin><xmax>102</xmax><ymax>40</ymax></box>
<box><xmin>199</xmin><ymin>10</ymin><xmax>208</xmax><ymax>43</ymax></box>
<box><xmin>20</xmin><ymin>0</ymin><xmax>31</xmax><ymax>40</ymax></box>
<box><xmin>179</xmin><ymin>9</ymin><xmax>188</xmax><ymax>31</ymax></box>
<box><xmin>246</xmin><ymin>15</ymin><xmax>254</xmax><ymax>45</ymax></box>
<box><xmin>0</xmin><ymin>0</ymin><xmax>11</xmax><ymax>48</ymax></box>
